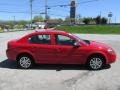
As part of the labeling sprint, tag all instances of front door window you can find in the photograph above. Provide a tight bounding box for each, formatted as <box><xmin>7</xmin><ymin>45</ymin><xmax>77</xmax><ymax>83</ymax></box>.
<box><xmin>55</xmin><ymin>35</ymin><xmax>76</xmax><ymax>46</ymax></box>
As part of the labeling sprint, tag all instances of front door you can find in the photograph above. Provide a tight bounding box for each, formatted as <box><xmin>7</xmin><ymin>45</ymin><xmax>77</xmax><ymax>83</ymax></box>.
<box><xmin>54</xmin><ymin>34</ymin><xmax>83</xmax><ymax>64</ymax></box>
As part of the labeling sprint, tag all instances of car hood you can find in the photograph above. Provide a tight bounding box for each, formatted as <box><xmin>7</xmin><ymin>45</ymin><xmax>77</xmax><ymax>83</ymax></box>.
<box><xmin>87</xmin><ymin>40</ymin><xmax>111</xmax><ymax>49</ymax></box>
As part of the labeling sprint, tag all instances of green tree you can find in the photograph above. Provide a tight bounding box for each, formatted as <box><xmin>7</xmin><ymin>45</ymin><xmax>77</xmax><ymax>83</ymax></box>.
<box><xmin>33</xmin><ymin>15</ymin><xmax>43</xmax><ymax>23</ymax></box>
<box><xmin>14</xmin><ymin>20</ymin><xmax>28</xmax><ymax>29</ymax></box>
<box><xmin>83</xmin><ymin>18</ymin><xmax>91</xmax><ymax>24</ymax></box>
<box><xmin>57</xmin><ymin>18</ymin><xmax>63</xmax><ymax>21</ymax></box>
<box><xmin>7</xmin><ymin>21</ymin><xmax>14</xmax><ymax>29</ymax></box>
<box><xmin>65</xmin><ymin>16</ymin><xmax>70</xmax><ymax>21</ymax></box>
<box><xmin>101</xmin><ymin>17</ymin><xmax>108</xmax><ymax>24</ymax></box>
<box><xmin>46</xmin><ymin>15</ymin><xmax>50</xmax><ymax>20</ymax></box>
<box><xmin>64</xmin><ymin>16</ymin><xmax>71</xmax><ymax>24</ymax></box>
<box><xmin>94</xmin><ymin>16</ymin><xmax>101</xmax><ymax>24</ymax></box>
<box><xmin>18</xmin><ymin>20</ymin><xmax>28</xmax><ymax>26</ymax></box>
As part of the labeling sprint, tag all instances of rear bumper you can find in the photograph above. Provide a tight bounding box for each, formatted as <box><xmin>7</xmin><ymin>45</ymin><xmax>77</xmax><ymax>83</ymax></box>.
<box><xmin>6</xmin><ymin>49</ymin><xmax>16</xmax><ymax>61</ymax></box>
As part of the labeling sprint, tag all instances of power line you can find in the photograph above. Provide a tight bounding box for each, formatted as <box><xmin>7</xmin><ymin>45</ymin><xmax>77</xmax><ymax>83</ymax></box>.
<box><xmin>0</xmin><ymin>10</ymin><xmax>30</xmax><ymax>14</ymax></box>
<box><xmin>0</xmin><ymin>10</ymin><xmax>46</xmax><ymax>15</ymax></box>
<box><xmin>49</xmin><ymin>9</ymin><xmax>70</xmax><ymax>14</ymax></box>
<box><xmin>0</xmin><ymin>0</ymin><xmax>100</xmax><ymax>20</ymax></box>
<box><xmin>45</xmin><ymin>0</ymin><xmax>48</xmax><ymax>21</ymax></box>
<box><xmin>0</xmin><ymin>0</ymin><xmax>99</xmax><ymax>10</ymax></box>
<box><xmin>49</xmin><ymin>13</ymin><xmax>67</xmax><ymax>18</ymax></box>
<box><xmin>34</xmin><ymin>0</ymin><xmax>99</xmax><ymax>19</ymax></box>
<box><xmin>0</xmin><ymin>3</ymin><xmax>25</xmax><ymax>6</ymax></box>
<box><xmin>47</xmin><ymin>0</ymin><xmax>99</xmax><ymax>8</ymax></box>
<box><xmin>0</xmin><ymin>0</ymin><xmax>99</xmax><ymax>13</ymax></box>
<box><xmin>22</xmin><ymin>0</ymin><xmax>99</xmax><ymax>10</ymax></box>
<box><xmin>77</xmin><ymin>0</ymin><xmax>99</xmax><ymax>4</ymax></box>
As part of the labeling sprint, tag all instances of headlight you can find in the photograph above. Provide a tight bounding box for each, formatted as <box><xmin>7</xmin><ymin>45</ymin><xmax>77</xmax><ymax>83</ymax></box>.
<box><xmin>107</xmin><ymin>48</ymin><xmax>114</xmax><ymax>54</ymax></box>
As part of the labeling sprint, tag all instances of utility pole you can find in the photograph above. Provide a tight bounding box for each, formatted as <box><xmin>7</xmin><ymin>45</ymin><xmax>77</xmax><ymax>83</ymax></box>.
<box><xmin>12</xmin><ymin>16</ymin><xmax>15</xmax><ymax>29</ymax></box>
<box><xmin>30</xmin><ymin>0</ymin><xmax>33</xmax><ymax>29</ymax></box>
<box><xmin>45</xmin><ymin>0</ymin><xmax>48</xmax><ymax>22</ymax></box>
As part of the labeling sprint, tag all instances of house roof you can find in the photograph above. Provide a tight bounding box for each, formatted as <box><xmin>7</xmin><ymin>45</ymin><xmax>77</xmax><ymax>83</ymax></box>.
<box><xmin>47</xmin><ymin>20</ymin><xmax>62</xmax><ymax>24</ymax></box>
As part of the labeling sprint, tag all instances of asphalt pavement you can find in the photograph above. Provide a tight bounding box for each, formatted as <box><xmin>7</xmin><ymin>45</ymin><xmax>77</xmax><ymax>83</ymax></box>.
<box><xmin>0</xmin><ymin>30</ymin><xmax>120</xmax><ymax>90</ymax></box>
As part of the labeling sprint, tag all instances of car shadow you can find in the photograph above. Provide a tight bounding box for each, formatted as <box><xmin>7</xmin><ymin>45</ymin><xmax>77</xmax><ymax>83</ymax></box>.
<box><xmin>0</xmin><ymin>59</ymin><xmax>18</xmax><ymax>69</ymax></box>
<box><xmin>0</xmin><ymin>59</ymin><xmax>111</xmax><ymax>71</ymax></box>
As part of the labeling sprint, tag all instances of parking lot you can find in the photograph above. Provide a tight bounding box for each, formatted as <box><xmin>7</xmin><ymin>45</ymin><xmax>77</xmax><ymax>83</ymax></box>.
<box><xmin>0</xmin><ymin>30</ymin><xmax>120</xmax><ymax>90</ymax></box>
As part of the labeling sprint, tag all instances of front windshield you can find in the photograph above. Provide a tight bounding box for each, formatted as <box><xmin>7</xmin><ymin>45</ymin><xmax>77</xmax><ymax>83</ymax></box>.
<box><xmin>69</xmin><ymin>33</ymin><xmax>89</xmax><ymax>44</ymax></box>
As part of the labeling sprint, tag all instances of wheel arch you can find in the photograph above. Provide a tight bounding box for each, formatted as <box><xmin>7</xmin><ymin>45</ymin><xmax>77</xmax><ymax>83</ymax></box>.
<box><xmin>16</xmin><ymin>52</ymin><xmax>35</xmax><ymax>63</ymax></box>
<box><xmin>86</xmin><ymin>53</ymin><xmax>106</xmax><ymax>64</ymax></box>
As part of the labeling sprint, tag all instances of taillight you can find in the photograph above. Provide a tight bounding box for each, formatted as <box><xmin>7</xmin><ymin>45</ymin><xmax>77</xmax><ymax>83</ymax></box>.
<box><xmin>7</xmin><ymin>42</ymin><xmax>10</xmax><ymax>49</ymax></box>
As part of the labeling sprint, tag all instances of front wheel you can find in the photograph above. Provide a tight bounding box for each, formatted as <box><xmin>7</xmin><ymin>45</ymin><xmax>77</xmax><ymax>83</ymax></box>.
<box><xmin>87</xmin><ymin>56</ymin><xmax>105</xmax><ymax>70</ymax></box>
<box><xmin>17</xmin><ymin>55</ymin><xmax>34</xmax><ymax>69</ymax></box>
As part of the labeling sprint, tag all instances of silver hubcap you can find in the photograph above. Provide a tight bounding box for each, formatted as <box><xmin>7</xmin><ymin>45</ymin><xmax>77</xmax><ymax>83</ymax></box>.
<box><xmin>90</xmin><ymin>57</ymin><xmax>103</xmax><ymax>69</ymax></box>
<box><xmin>19</xmin><ymin>57</ymin><xmax>31</xmax><ymax>68</ymax></box>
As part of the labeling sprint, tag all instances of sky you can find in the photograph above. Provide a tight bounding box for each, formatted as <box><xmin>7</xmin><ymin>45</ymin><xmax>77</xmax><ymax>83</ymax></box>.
<box><xmin>0</xmin><ymin>0</ymin><xmax>119</xmax><ymax>23</ymax></box>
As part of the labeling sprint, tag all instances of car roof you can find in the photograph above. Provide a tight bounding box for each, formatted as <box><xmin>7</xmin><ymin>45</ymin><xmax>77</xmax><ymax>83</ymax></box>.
<box><xmin>33</xmin><ymin>29</ymin><xmax>67</xmax><ymax>34</ymax></box>
<box><xmin>18</xmin><ymin>29</ymin><xmax>69</xmax><ymax>42</ymax></box>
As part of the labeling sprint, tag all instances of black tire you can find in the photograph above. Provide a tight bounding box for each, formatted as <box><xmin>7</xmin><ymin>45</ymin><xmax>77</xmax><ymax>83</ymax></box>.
<box><xmin>17</xmin><ymin>55</ymin><xmax>34</xmax><ymax>69</ymax></box>
<box><xmin>87</xmin><ymin>56</ymin><xmax>105</xmax><ymax>70</ymax></box>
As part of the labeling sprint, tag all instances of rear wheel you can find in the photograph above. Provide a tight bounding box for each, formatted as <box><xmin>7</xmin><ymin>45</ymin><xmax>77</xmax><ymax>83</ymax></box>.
<box><xmin>17</xmin><ymin>55</ymin><xmax>34</xmax><ymax>69</ymax></box>
<box><xmin>87</xmin><ymin>56</ymin><xmax>105</xmax><ymax>70</ymax></box>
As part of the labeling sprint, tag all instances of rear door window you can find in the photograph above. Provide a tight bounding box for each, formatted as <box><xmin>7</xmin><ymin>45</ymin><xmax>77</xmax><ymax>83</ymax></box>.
<box><xmin>29</xmin><ymin>34</ymin><xmax>51</xmax><ymax>44</ymax></box>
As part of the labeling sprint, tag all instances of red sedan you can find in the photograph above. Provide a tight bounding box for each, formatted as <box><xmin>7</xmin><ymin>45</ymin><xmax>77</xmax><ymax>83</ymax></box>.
<box><xmin>6</xmin><ymin>30</ymin><xmax>116</xmax><ymax>70</ymax></box>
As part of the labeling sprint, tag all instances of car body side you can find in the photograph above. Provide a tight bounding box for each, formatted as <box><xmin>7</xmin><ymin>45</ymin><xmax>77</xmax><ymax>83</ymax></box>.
<box><xmin>6</xmin><ymin>31</ymin><xmax>116</xmax><ymax>65</ymax></box>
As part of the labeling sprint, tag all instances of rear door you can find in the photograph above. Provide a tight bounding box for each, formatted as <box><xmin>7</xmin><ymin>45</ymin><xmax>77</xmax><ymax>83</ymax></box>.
<box><xmin>28</xmin><ymin>34</ymin><xmax>57</xmax><ymax>64</ymax></box>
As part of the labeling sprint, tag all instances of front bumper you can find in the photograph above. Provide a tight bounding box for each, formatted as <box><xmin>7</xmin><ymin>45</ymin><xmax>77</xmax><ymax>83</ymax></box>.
<box><xmin>106</xmin><ymin>53</ymin><xmax>116</xmax><ymax>64</ymax></box>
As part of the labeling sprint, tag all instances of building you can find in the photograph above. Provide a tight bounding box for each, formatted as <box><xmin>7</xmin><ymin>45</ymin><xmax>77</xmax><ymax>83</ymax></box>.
<box><xmin>46</xmin><ymin>20</ymin><xmax>63</xmax><ymax>28</ymax></box>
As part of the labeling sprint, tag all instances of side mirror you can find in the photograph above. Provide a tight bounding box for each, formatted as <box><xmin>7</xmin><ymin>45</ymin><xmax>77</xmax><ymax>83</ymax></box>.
<box><xmin>73</xmin><ymin>42</ymin><xmax>80</xmax><ymax>47</ymax></box>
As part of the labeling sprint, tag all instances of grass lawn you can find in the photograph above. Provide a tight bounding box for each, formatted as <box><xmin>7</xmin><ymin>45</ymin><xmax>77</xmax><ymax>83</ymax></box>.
<box><xmin>55</xmin><ymin>25</ymin><xmax>120</xmax><ymax>34</ymax></box>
